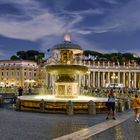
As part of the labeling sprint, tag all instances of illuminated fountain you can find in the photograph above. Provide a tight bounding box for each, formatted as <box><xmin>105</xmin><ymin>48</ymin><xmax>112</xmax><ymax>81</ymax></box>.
<box><xmin>46</xmin><ymin>34</ymin><xmax>88</xmax><ymax>98</ymax></box>
<box><xmin>17</xmin><ymin>35</ymin><xmax>108</xmax><ymax>114</ymax></box>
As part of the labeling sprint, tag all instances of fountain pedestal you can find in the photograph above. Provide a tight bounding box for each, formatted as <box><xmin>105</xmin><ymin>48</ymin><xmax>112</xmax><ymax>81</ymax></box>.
<box><xmin>55</xmin><ymin>82</ymin><xmax>79</xmax><ymax>98</ymax></box>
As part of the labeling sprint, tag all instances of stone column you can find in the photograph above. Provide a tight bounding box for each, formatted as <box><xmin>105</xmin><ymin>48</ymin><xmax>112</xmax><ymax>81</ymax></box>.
<box><xmin>103</xmin><ymin>72</ymin><xmax>105</xmax><ymax>88</ymax></box>
<box><xmin>51</xmin><ymin>75</ymin><xmax>55</xmax><ymax>94</ymax></box>
<box><xmin>108</xmin><ymin>72</ymin><xmax>110</xmax><ymax>84</ymax></box>
<box><xmin>83</xmin><ymin>75</ymin><xmax>86</xmax><ymax>86</ymax></box>
<box><xmin>88</xmin><ymin>73</ymin><xmax>91</xmax><ymax>87</ymax></box>
<box><xmin>118</xmin><ymin>72</ymin><xmax>120</xmax><ymax>84</ymax></box>
<box><xmin>134</xmin><ymin>72</ymin><xmax>137</xmax><ymax>88</ymax></box>
<box><xmin>20</xmin><ymin>66</ymin><xmax>24</xmax><ymax>87</ymax></box>
<box><xmin>46</xmin><ymin>72</ymin><xmax>49</xmax><ymax>87</ymax></box>
<box><xmin>78</xmin><ymin>75</ymin><xmax>82</xmax><ymax>87</ymax></box>
<box><xmin>93</xmin><ymin>71</ymin><xmax>95</xmax><ymax>88</ymax></box>
<box><xmin>98</xmin><ymin>71</ymin><xmax>100</xmax><ymax>88</ymax></box>
<box><xmin>112</xmin><ymin>72</ymin><xmax>115</xmax><ymax>83</ymax></box>
<box><xmin>123</xmin><ymin>72</ymin><xmax>126</xmax><ymax>87</ymax></box>
<box><xmin>128</xmin><ymin>72</ymin><xmax>131</xmax><ymax>88</ymax></box>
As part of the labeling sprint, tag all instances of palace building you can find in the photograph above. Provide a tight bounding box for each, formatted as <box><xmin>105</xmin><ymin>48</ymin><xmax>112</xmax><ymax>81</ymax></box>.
<box><xmin>0</xmin><ymin>59</ymin><xmax>140</xmax><ymax>89</ymax></box>
<box><xmin>0</xmin><ymin>60</ymin><xmax>38</xmax><ymax>87</ymax></box>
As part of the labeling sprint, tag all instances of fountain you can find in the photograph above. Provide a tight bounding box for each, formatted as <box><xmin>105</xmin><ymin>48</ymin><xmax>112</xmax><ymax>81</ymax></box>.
<box><xmin>46</xmin><ymin>34</ymin><xmax>88</xmax><ymax>98</ymax></box>
<box><xmin>17</xmin><ymin>35</ymin><xmax>108</xmax><ymax>114</ymax></box>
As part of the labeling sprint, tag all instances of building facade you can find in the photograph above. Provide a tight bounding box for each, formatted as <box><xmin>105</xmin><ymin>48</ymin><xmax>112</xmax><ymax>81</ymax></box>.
<box><xmin>82</xmin><ymin>61</ymin><xmax>140</xmax><ymax>89</ymax></box>
<box><xmin>0</xmin><ymin>60</ymin><xmax>38</xmax><ymax>87</ymax></box>
<box><xmin>0</xmin><ymin>59</ymin><xmax>140</xmax><ymax>89</ymax></box>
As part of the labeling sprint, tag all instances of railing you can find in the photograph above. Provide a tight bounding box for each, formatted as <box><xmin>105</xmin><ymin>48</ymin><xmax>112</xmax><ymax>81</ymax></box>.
<box><xmin>53</xmin><ymin>60</ymin><xmax>140</xmax><ymax>70</ymax></box>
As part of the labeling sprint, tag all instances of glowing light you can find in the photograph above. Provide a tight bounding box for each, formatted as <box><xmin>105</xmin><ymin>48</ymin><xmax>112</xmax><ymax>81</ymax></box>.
<box><xmin>64</xmin><ymin>34</ymin><xmax>71</xmax><ymax>42</ymax></box>
<box><xmin>18</xmin><ymin>95</ymin><xmax>107</xmax><ymax>102</ymax></box>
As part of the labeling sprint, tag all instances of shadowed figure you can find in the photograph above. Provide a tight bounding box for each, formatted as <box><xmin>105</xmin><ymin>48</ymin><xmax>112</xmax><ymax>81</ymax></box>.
<box><xmin>18</xmin><ymin>87</ymin><xmax>23</xmax><ymax>96</ymax></box>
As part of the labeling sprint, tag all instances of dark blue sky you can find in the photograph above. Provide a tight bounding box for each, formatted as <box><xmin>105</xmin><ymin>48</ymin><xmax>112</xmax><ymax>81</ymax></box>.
<box><xmin>0</xmin><ymin>0</ymin><xmax>140</xmax><ymax>59</ymax></box>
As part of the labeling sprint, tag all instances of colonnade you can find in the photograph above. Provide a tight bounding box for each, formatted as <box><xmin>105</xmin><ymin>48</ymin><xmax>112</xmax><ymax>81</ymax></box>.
<box><xmin>81</xmin><ymin>70</ymin><xmax>140</xmax><ymax>88</ymax></box>
<box><xmin>46</xmin><ymin>61</ymin><xmax>140</xmax><ymax>89</ymax></box>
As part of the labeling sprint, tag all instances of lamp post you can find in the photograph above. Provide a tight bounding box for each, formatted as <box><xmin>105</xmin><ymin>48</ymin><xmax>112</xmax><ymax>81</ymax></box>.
<box><xmin>111</xmin><ymin>73</ymin><xmax>118</xmax><ymax>89</ymax></box>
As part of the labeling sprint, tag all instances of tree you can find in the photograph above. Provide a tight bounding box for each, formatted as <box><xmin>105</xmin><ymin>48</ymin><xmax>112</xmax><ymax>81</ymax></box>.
<box><xmin>10</xmin><ymin>55</ymin><xmax>20</xmax><ymax>60</ymax></box>
<box><xmin>83</xmin><ymin>50</ymin><xmax>140</xmax><ymax>64</ymax></box>
<box><xmin>17</xmin><ymin>51</ymin><xmax>26</xmax><ymax>60</ymax></box>
<box><xmin>10</xmin><ymin>50</ymin><xmax>45</xmax><ymax>63</ymax></box>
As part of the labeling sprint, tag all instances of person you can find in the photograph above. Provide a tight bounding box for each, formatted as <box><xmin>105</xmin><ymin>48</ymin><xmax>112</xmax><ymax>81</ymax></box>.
<box><xmin>131</xmin><ymin>94</ymin><xmax>140</xmax><ymax>123</ymax></box>
<box><xmin>18</xmin><ymin>87</ymin><xmax>23</xmax><ymax>96</ymax></box>
<box><xmin>28</xmin><ymin>86</ymin><xmax>32</xmax><ymax>95</ymax></box>
<box><xmin>106</xmin><ymin>88</ymin><xmax>116</xmax><ymax>120</ymax></box>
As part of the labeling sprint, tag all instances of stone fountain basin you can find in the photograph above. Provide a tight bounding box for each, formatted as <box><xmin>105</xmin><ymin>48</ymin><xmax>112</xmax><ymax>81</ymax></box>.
<box><xmin>17</xmin><ymin>95</ymin><xmax>108</xmax><ymax>114</ymax></box>
<box><xmin>46</xmin><ymin>65</ymin><xmax>88</xmax><ymax>74</ymax></box>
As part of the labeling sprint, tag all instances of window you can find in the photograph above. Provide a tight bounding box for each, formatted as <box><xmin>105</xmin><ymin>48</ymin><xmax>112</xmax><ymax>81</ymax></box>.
<box><xmin>24</xmin><ymin>72</ymin><xmax>26</xmax><ymax>76</ymax></box>
<box><xmin>34</xmin><ymin>73</ymin><xmax>36</xmax><ymax>77</ymax></box>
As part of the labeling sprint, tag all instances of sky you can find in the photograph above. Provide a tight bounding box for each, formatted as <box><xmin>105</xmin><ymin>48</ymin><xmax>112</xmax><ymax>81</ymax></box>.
<box><xmin>0</xmin><ymin>0</ymin><xmax>140</xmax><ymax>59</ymax></box>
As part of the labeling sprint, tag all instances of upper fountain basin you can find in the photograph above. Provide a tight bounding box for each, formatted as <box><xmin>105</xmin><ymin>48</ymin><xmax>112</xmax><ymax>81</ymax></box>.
<box><xmin>46</xmin><ymin>64</ymin><xmax>88</xmax><ymax>75</ymax></box>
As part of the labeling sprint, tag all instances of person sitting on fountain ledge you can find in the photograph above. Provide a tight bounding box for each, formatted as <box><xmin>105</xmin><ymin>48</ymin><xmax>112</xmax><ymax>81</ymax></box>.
<box><xmin>106</xmin><ymin>88</ymin><xmax>116</xmax><ymax>120</ymax></box>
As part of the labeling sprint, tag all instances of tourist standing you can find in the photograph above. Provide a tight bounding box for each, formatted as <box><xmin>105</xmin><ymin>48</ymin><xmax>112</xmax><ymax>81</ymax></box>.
<box><xmin>28</xmin><ymin>86</ymin><xmax>32</xmax><ymax>95</ymax></box>
<box><xmin>106</xmin><ymin>89</ymin><xmax>116</xmax><ymax>120</ymax></box>
<box><xmin>132</xmin><ymin>94</ymin><xmax>140</xmax><ymax>123</ymax></box>
<box><xmin>18</xmin><ymin>87</ymin><xmax>23</xmax><ymax>96</ymax></box>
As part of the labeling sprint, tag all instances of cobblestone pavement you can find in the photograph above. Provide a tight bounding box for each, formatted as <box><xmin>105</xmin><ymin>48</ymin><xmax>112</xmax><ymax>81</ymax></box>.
<box><xmin>0</xmin><ymin>103</ymin><xmax>105</xmax><ymax>140</ymax></box>
<box><xmin>0</xmin><ymin>102</ymin><xmax>139</xmax><ymax>140</ymax></box>
<box><xmin>91</xmin><ymin>118</ymin><xmax>140</xmax><ymax>140</ymax></box>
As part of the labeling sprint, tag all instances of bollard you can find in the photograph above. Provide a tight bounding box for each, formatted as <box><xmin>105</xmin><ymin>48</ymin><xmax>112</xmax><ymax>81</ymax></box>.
<box><xmin>88</xmin><ymin>100</ymin><xmax>96</xmax><ymax>115</ymax></box>
<box><xmin>16</xmin><ymin>98</ymin><xmax>21</xmax><ymax>111</ymax></box>
<box><xmin>117</xmin><ymin>99</ymin><xmax>125</xmax><ymax>112</ymax></box>
<box><xmin>66</xmin><ymin>100</ymin><xmax>73</xmax><ymax>115</ymax></box>
<box><xmin>40</xmin><ymin>99</ymin><xmax>45</xmax><ymax>112</ymax></box>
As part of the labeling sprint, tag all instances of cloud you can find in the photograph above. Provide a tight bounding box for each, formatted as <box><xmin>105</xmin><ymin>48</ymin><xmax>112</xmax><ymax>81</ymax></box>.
<box><xmin>68</xmin><ymin>0</ymin><xmax>140</xmax><ymax>36</ymax></box>
<box><xmin>0</xmin><ymin>0</ymin><xmax>140</xmax><ymax>58</ymax></box>
<box><xmin>86</xmin><ymin>0</ymin><xmax>140</xmax><ymax>34</ymax></box>
<box><xmin>64</xmin><ymin>8</ymin><xmax>105</xmax><ymax>16</ymax></box>
<box><xmin>0</xmin><ymin>0</ymin><xmax>106</xmax><ymax>41</ymax></box>
<box><xmin>0</xmin><ymin>0</ymin><xmax>68</xmax><ymax>40</ymax></box>
<box><xmin>0</xmin><ymin>13</ymin><xmax>66</xmax><ymax>40</ymax></box>
<box><xmin>103</xmin><ymin>0</ymin><xmax>118</xmax><ymax>4</ymax></box>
